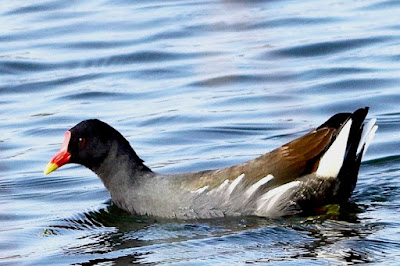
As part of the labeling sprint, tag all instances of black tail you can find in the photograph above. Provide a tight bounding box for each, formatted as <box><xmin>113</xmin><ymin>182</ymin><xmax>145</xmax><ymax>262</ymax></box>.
<box><xmin>318</xmin><ymin>107</ymin><xmax>376</xmax><ymax>202</ymax></box>
<box><xmin>336</xmin><ymin>107</ymin><xmax>369</xmax><ymax>201</ymax></box>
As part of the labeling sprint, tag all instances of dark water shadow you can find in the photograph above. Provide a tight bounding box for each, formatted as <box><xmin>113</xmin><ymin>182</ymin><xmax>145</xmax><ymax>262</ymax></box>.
<box><xmin>44</xmin><ymin>200</ymin><xmax>386</xmax><ymax>265</ymax></box>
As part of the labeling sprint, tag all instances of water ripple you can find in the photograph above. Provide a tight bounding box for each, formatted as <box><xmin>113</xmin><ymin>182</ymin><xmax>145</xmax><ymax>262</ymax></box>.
<box><xmin>0</xmin><ymin>73</ymin><xmax>103</xmax><ymax>94</ymax></box>
<box><xmin>5</xmin><ymin>1</ymin><xmax>69</xmax><ymax>15</ymax></box>
<box><xmin>1</xmin><ymin>0</ymin><xmax>400</xmax><ymax>264</ymax></box>
<box><xmin>271</xmin><ymin>36</ymin><xmax>390</xmax><ymax>58</ymax></box>
<box><xmin>359</xmin><ymin>0</ymin><xmax>400</xmax><ymax>10</ymax></box>
<box><xmin>0</xmin><ymin>60</ymin><xmax>57</xmax><ymax>73</ymax></box>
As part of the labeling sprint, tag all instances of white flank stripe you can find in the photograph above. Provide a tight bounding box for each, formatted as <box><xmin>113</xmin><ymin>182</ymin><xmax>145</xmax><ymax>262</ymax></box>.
<box><xmin>357</xmin><ymin>118</ymin><xmax>377</xmax><ymax>155</ymax></box>
<box><xmin>216</xmin><ymin>179</ymin><xmax>230</xmax><ymax>192</ymax></box>
<box><xmin>245</xmin><ymin>174</ymin><xmax>274</xmax><ymax>198</ymax></box>
<box><xmin>257</xmin><ymin>180</ymin><xmax>301</xmax><ymax>212</ymax></box>
<box><xmin>227</xmin><ymin>173</ymin><xmax>245</xmax><ymax>195</ymax></box>
<box><xmin>317</xmin><ymin>119</ymin><xmax>352</xmax><ymax>178</ymax></box>
<box><xmin>191</xmin><ymin>186</ymin><xmax>209</xmax><ymax>194</ymax></box>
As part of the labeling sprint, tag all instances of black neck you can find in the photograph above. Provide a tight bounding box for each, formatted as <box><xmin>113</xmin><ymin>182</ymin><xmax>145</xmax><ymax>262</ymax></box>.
<box><xmin>90</xmin><ymin>139</ymin><xmax>152</xmax><ymax>190</ymax></box>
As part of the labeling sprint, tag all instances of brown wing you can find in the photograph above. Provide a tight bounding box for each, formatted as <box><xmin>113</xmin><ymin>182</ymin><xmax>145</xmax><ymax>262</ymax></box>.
<box><xmin>180</xmin><ymin>127</ymin><xmax>336</xmax><ymax>190</ymax></box>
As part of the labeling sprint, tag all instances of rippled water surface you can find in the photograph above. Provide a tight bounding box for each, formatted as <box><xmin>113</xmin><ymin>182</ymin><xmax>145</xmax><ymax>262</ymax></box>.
<box><xmin>1</xmin><ymin>0</ymin><xmax>400</xmax><ymax>264</ymax></box>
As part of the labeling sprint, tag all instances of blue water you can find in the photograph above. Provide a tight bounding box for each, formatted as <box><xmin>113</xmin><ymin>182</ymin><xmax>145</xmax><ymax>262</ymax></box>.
<box><xmin>1</xmin><ymin>0</ymin><xmax>400</xmax><ymax>264</ymax></box>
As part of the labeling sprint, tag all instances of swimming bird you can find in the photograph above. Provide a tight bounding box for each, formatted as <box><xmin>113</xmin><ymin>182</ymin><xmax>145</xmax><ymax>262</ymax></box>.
<box><xmin>44</xmin><ymin>107</ymin><xmax>377</xmax><ymax>219</ymax></box>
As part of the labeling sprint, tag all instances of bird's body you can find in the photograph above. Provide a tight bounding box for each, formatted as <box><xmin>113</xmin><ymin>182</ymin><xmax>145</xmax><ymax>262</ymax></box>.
<box><xmin>44</xmin><ymin>107</ymin><xmax>377</xmax><ymax>219</ymax></box>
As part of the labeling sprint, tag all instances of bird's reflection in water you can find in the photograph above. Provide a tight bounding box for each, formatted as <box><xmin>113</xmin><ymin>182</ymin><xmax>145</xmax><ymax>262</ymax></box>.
<box><xmin>46</xmin><ymin>201</ymin><xmax>384</xmax><ymax>264</ymax></box>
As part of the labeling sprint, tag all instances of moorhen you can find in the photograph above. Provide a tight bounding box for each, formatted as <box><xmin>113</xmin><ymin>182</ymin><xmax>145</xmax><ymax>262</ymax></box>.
<box><xmin>44</xmin><ymin>107</ymin><xmax>377</xmax><ymax>219</ymax></box>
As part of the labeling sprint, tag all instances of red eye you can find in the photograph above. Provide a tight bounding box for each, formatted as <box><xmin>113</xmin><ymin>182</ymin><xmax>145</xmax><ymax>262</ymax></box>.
<box><xmin>78</xmin><ymin>137</ymin><xmax>86</xmax><ymax>147</ymax></box>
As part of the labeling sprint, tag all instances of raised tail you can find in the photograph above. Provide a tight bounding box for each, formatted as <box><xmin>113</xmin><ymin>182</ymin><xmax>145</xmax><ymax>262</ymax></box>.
<box><xmin>316</xmin><ymin>107</ymin><xmax>377</xmax><ymax>201</ymax></box>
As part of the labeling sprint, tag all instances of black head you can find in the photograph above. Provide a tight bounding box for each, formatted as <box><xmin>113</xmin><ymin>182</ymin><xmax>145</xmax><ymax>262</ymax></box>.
<box><xmin>44</xmin><ymin>119</ymin><xmax>148</xmax><ymax>174</ymax></box>
<box><xmin>68</xmin><ymin>119</ymin><xmax>127</xmax><ymax>169</ymax></box>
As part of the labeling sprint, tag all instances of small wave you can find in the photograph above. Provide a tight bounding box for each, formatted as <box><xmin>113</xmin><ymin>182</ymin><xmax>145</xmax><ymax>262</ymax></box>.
<box><xmin>270</xmin><ymin>36</ymin><xmax>390</xmax><ymax>58</ymax></box>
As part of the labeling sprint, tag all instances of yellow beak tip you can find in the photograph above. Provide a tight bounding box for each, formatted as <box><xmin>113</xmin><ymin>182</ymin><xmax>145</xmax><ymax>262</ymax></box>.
<box><xmin>44</xmin><ymin>163</ymin><xmax>58</xmax><ymax>175</ymax></box>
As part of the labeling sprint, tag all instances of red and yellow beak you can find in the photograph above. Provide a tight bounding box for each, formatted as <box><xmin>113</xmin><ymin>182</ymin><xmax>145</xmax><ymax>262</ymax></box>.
<box><xmin>44</xmin><ymin>131</ymin><xmax>72</xmax><ymax>175</ymax></box>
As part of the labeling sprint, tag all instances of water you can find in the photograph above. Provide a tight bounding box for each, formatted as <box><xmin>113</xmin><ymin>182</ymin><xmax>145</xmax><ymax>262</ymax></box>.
<box><xmin>1</xmin><ymin>0</ymin><xmax>400</xmax><ymax>264</ymax></box>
